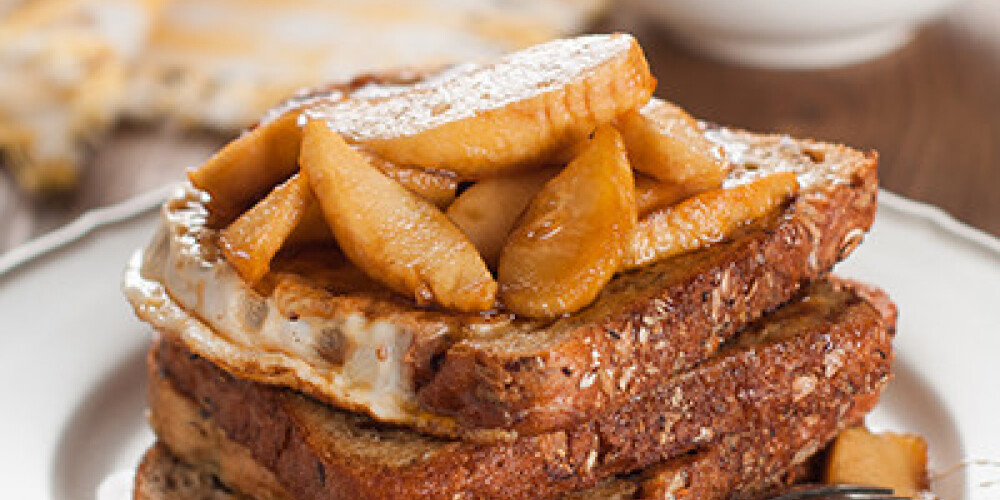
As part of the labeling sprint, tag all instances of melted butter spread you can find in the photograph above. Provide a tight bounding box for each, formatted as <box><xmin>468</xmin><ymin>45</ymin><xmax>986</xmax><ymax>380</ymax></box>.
<box><xmin>121</xmin><ymin>185</ymin><xmax>457</xmax><ymax>432</ymax></box>
<box><xmin>303</xmin><ymin>34</ymin><xmax>631</xmax><ymax>141</ymax></box>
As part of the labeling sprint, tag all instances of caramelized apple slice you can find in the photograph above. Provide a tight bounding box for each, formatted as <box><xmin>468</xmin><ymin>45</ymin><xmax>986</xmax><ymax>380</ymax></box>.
<box><xmin>823</xmin><ymin>426</ymin><xmax>929</xmax><ymax>497</ymax></box>
<box><xmin>285</xmin><ymin>202</ymin><xmax>333</xmax><ymax>247</ymax></box>
<box><xmin>498</xmin><ymin>125</ymin><xmax>636</xmax><ymax>318</ymax></box>
<box><xmin>625</xmin><ymin>172</ymin><xmax>798</xmax><ymax>269</ymax></box>
<box><xmin>446</xmin><ymin>168</ymin><xmax>559</xmax><ymax>268</ymax></box>
<box><xmin>616</xmin><ymin>98</ymin><xmax>726</xmax><ymax>186</ymax></box>
<box><xmin>635</xmin><ymin>173</ymin><xmax>690</xmax><ymax>216</ymax></box>
<box><xmin>220</xmin><ymin>173</ymin><xmax>315</xmax><ymax>283</ymax></box>
<box><xmin>306</xmin><ymin>34</ymin><xmax>654</xmax><ymax>177</ymax></box>
<box><xmin>300</xmin><ymin>119</ymin><xmax>496</xmax><ymax>312</ymax></box>
<box><xmin>362</xmin><ymin>151</ymin><xmax>458</xmax><ymax>207</ymax></box>
<box><xmin>188</xmin><ymin>110</ymin><xmax>303</xmax><ymax>222</ymax></box>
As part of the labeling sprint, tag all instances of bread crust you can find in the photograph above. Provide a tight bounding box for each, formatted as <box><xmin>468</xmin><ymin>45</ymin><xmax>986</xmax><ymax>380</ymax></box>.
<box><xmin>152</xmin><ymin>279</ymin><xmax>893</xmax><ymax>500</ymax></box>
<box><xmin>419</xmin><ymin>134</ymin><xmax>880</xmax><ymax>435</ymax></box>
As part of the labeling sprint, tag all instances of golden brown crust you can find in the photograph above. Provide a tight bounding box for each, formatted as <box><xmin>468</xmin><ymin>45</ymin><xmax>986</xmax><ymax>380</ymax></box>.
<box><xmin>152</xmin><ymin>279</ymin><xmax>893</xmax><ymax>500</ymax></box>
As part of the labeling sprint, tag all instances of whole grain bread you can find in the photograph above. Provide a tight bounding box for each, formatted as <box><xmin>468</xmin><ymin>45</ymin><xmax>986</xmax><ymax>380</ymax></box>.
<box><xmin>139</xmin><ymin>345</ymin><xmax>872</xmax><ymax>500</ymax></box>
<box><xmin>149</xmin><ymin>279</ymin><xmax>893</xmax><ymax>500</ymax></box>
<box><xmin>419</xmin><ymin>129</ymin><xmax>880</xmax><ymax>435</ymax></box>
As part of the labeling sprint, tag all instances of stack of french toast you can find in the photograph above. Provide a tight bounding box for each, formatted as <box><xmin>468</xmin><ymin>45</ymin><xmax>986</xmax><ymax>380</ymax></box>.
<box><xmin>124</xmin><ymin>34</ymin><xmax>898</xmax><ymax>500</ymax></box>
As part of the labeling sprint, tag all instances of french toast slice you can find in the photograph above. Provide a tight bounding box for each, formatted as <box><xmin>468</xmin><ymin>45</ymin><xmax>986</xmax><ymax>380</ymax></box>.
<box><xmin>423</xmin><ymin>131</ymin><xmax>878</xmax><ymax>436</ymax></box>
<box><xmin>124</xmin><ymin>120</ymin><xmax>878</xmax><ymax>439</ymax></box>
<box><xmin>145</xmin><ymin>279</ymin><xmax>893</xmax><ymax>500</ymax></box>
<box><xmin>138</xmin><ymin>339</ymin><xmax>872</xmax><ymax>500</ymax></box>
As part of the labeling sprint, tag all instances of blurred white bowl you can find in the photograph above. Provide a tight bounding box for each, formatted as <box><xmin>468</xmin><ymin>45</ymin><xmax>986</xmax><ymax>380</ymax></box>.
<box><xmin>629</xmin><ymin>0</ymin><xmax>963</xmax><ymax>69</ymax></box>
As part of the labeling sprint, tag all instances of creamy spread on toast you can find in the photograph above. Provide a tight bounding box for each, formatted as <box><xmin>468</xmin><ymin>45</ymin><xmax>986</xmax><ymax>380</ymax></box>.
<box><xmin>124</xmin><ymin>189</ymin><xmax>463</xmax><ymax>432</ymax></box>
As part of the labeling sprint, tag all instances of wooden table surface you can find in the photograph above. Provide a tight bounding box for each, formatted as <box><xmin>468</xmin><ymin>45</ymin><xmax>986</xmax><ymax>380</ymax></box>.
<box><xmin>1</xmin><ymin>0</ymin><xmax>998</xmax><ymax>253</ymax></box>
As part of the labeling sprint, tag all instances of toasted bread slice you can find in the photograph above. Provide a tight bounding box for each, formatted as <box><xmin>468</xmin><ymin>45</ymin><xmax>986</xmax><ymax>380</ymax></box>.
<box><xmin>138</xmin><ymin>340</ymin><xmax>869</xmax><ymax>500</ymax></box>
<box><xmin>422</xmin><ymin>132</ymin><xmax>877</xmax><ymax>435</ymax></box>
<box><xmin>124</xmin><ymin>121</ymin><xmax>878</xmax><ymax>439</ymax></box>
<box><xmin>145</xmin><ymin>279</ymin><xmax>893</xmax><ymax>500</ymax></box>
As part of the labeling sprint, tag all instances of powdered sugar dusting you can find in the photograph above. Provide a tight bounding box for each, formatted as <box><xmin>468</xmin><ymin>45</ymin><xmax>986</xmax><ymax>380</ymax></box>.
<box><xmin>305</xmin><ymin>34</ymin><xmax>632</xmax><ymax>140</ymax></box>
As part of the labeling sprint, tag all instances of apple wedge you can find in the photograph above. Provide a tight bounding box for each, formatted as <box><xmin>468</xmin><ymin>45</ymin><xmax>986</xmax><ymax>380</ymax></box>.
<box><xmin>306</xmin><ymin>34</ymin><xmax>654</xmax><ymax>177</ymax></box>
<box><xmin>617</xmin><ymin>98</ymin><xmax>726</xmax><ymax>187</ymax></box>
<box><xmin>220</xmin><ymin>172</ymin><xmax>316</xmax><ymax>283</ymax></box>
<box><xmin>362</xmin><ymin>150</ymin><xmax>458</xmax><ymax>207</ymax></box>
<box><xmin>300</xmin><ymin>119</ymin><xmax>496</xmax><ymax>312</ymax></box>
<box><xmin>446</xmin><ymin>168</ymin><xmax>559</xmax><ymax>269</ymax></box>
<box><xmin>285</xmin><ymin>202</ymin><xmax>333</xmax><ymax>247</ymax></box>
<box><xmin>635</xmin><ymin>173</ymin><xmax>691</xmax><ymax>216</ymax></box>
<box><xmin>498</xmin><ymin>125</ymin><xmax>636</xmax><ymax>318</ymax></box>
<box><xmin>823</xmin><ymin>426</ymin><xmax>929</xmax><ymax>497</ymax></box>
<box><xmin>188</xmin><ymin>110</ymin><xmax>303</xmax><ymax>222</ymax></box>
<box><xmin>625</xmin><ymin>172</ymin><xmax>798</xmax><ymax>269</ymax></box>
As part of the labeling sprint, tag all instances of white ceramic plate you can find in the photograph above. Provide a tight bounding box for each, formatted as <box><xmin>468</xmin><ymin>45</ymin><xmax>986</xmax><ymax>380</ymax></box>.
<box><xmin>1</xmin><ymin>189</ymin><xmax>998</xmax><ymax>500</ymax></box>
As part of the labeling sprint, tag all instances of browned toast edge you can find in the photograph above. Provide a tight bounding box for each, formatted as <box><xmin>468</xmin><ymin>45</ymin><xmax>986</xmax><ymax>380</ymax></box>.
<box><xmin>418</xmin><ymin>138</ymin><xmax>879</xmax><ymax>436</ymax></box>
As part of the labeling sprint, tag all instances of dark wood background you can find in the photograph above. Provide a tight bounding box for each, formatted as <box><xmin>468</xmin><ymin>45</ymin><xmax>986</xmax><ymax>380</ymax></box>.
<box><xmin>1</xmin><ymin>0</ymin><xmax>998</xmax><ymax>252</ymax></box>
<box><xmin>610</xmin><ymin>0</ymin><xmax>1000</xmax><ymax>237</ymax></box>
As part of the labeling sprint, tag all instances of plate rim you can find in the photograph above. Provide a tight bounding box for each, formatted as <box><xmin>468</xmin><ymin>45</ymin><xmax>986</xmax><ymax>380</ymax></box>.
<box><xmin>877</xmin><ymin>189</ymin><xmax>1000</xmax><ymax>254</ymax></box>
<box><xmin>0</xmin><ymin>183</ymin><xmax>178</xmax><ymax>277</ymax></box>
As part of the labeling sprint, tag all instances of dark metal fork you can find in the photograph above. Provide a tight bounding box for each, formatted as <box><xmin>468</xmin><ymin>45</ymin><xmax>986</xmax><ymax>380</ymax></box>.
<box><xmin>767</xmin><ymin>484</ymin><xmax>911</xmax><ymax>500</ymax></box>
